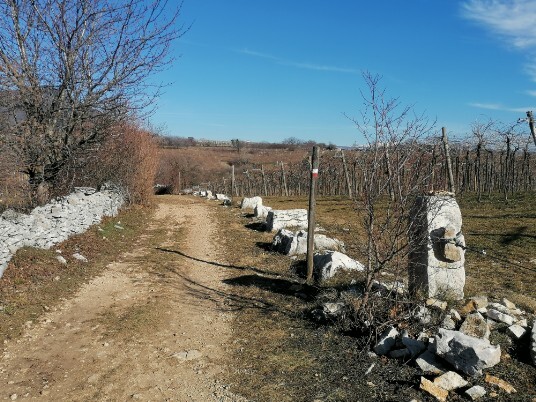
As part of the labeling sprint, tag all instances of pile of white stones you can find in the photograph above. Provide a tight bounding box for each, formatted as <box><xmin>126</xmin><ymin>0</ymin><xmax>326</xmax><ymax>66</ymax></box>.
<box><xmin>369</xmin><ymin>295</ymin><xmax>535</xmax><ymax>401</ymax></box>
<box><xmin>0</xmin><ymin>187</ymin><xmax>124</xmax><ymax>277</ymax></box>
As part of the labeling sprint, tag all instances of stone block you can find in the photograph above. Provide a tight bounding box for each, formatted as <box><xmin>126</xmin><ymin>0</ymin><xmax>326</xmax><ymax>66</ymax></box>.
<box><xmin>465</xmin><ymin>385</ymin><xmax>486</xmax><ymax>400</ymax></box>
<box><xmin>313</xmin><ymin>251</ymin><xmax>364</xmax><ymax>281</ymax></box>
<box><xmin>484</xmin><ymin>374</ymin><xmax>517</xmax><ymax>394</ymax></box>
<box><xmin>415</xmin><ymin>350</ymin><xmax>447</xmax><ymax>375</ymax></box>
<box><xmin>486</xmin><ymin>309</ymin><xmax>515</xmax><ymax>326</ymax></box>
<box><xmin>420</xmin><ymin>377</ymin><xmax>448</xmax><ymax>402</ymax></box>
<box><xmin>240</xmin><ymin>196</ymin><xmax>263</xmax><ymax>210</ymax></box>
<box><xmin>408</xmin><ymin>194</ymin><xmax>465</xmax><ymax>300</ymax></box>
<box><xmin>254</xmin><ymin>205</ymin><xmax>272</xmax><ymax>220</ymax></box>
<box><xmin>506</xmin><ymin>324</ymin><xmax>526</xmax><ymax>340</ymax></box>
<box><xmin>373</xmin><ymin>326</ymin><xmax>398</xmax><ymax>355</ymax></box>
<box><xmin>265</xmin><ymin>209</ymin><xmax>307</xmax><ymax>232</ymax></box>
<box><xmin>460</xmin><ymin>312</ymin><xmax>490</xmax><ymax>339</ymax></box>
<box><xmin>434</xmin><ymin>328</ymin><xmax>501</xmax><ymax>376</ymax></box>
<box><xmin>433</xmin><ymin>371</ymin><xmax>468</xmax><ymax>391</ymax></box>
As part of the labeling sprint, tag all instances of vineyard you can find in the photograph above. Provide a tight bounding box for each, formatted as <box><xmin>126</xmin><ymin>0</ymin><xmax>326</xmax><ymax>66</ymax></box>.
<box><xmin>158</xmin><ymin>137</ymin><xmax>535</xmax><ymax>200</ymax></box>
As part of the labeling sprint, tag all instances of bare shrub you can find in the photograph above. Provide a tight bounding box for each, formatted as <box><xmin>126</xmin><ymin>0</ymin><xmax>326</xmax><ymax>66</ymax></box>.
<box><xmin>0</xmin><ymin>0</ymin><xmax>186</xmax><ymax>202</ymax></box>
<box><xmin>345</xmin><ymin>72</ymin><xmax>436</xmax><ymax>333</ymax></box>
<box><xmin>52</xmin><ymin>123</ymin><xmax>159</xmax><ymax>205</ymax></box>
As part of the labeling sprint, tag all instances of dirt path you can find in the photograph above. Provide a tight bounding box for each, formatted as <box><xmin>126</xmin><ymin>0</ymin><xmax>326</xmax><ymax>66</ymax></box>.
<box><xmin>0</xmin><ymin>196</ymin><xmax>245</xmax><ymax>401</ymax></box>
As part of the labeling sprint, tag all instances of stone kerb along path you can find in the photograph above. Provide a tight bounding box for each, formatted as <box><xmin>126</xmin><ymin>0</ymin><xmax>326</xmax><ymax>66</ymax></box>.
<box><xmin>0</xmin><ymin>186</ymin><xmax>124</xmax><ymax>277</ymax></box>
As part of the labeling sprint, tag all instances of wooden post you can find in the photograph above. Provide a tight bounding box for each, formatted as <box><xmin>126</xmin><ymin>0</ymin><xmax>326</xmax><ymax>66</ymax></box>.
<box><xmin>341</xmin><ymin>150</ymin><xmax>352</xmax><ymax>198</ymax></box>
<box><xmin>178</xmin><ymin>171</ymin><xmax>181</xmax><ymax>193</ymax></box>
<box><xmin>231</xmin><ymin>164</ymin><xmax>235</xmax><ymax>203</ymax></box>
<box><xmin>306</xmin><ymin>146</ymin><xmax>320</xmax><ymax>284</ymax></box>
<box><xmin>526</xmin><ymin>111</ymin><xmax>536</xmax><ymax>147</ymax></box>
<box><xmin>261</xmin><ymin>164</ymin><xmax>268</xmax><ymax>196</ymax></box>
<box><xmin>441</xmin><ymin>127</ymin><xmax>456</xmax><ymax>194</ymax></box>
<box><xmin>280</xmin><ymin>161</ymin><xmax>289</xmax><ymax>197</ymax></box>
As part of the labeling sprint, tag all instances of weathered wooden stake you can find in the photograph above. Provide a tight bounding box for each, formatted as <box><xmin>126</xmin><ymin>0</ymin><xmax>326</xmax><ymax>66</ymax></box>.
<box><xmin>231</xmin><ymin>164</ymin><xmax>235</xmax><ymax>203</ymax></box>
<box><xmin>442</xmin><ymin>127</ymin><xmax>456</xmax><ymax>194</ymax></box>
<box><xmin>261</xmin><ymin>164</ymin><xmax>268</xmax><ymax>196</ymax></box>
<box><xmin>280</xmin><ymin>161</ymin><xmax>289</xmax><ymax>197</ymax></box>
<box><xmin>527</xmin><ymin>111</ymin><xmax>536</xmax><ymax>147</ymax></box>
<box><xmin>306</xmin><ymin>146</ymin><xmax>320</xmax><ymax>283</ymax></box>
<box><xmin>341</xmin><ymin>150</ymin><xmax>352</xmax><ymax>198</ymax></box>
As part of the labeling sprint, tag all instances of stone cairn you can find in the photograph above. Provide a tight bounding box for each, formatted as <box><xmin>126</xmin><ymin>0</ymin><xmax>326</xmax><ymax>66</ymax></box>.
<box><xmin>408</xmin><ymin>192</ymin><xmax>465</xmax><ymax>301</ymax></box>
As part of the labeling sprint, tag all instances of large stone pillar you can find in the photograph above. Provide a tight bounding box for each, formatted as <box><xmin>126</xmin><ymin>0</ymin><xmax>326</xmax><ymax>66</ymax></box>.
<box><xmin>408</xmin><ymin>192</ymin><xmax>465</xmax><ymax>300</ymax></box>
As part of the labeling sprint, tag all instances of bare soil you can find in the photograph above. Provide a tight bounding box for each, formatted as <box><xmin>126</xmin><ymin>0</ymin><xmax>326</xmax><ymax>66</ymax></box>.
<box><xmin>0</xmin><ymin>196</ymin><xmax>245</xmax><ymax>401</ymax></box>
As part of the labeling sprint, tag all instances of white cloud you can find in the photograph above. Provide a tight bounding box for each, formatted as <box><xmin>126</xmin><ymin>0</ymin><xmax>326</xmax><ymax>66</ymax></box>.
<box><xmin>469</xmin><ymin>102</ymin><xmax>536</xmax><ymax>112</ymax></box>
<box><xmin>462</xmin><ymin>0</ymin><xmax>536</xmax><ymax>48</ymax></box>
<box><xmin>235</xmin><ymin>48</ymin><xmax>358</xmax><ymax>74</ymax></box>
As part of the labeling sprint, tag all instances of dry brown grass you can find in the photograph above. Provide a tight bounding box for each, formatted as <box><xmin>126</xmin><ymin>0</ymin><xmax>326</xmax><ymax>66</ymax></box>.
<box><xmin>262</xmin><ymin>193</ymin><xmax>536</xmax><ymax>312</ymax></box>
<box><xmin>211</xmin><ymin>193</ymin><xmax>536</xmax><ymax>400</ymax></box>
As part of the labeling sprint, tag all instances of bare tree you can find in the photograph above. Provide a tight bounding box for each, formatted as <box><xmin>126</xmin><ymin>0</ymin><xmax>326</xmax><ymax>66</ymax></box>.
<box><xmin>0</xmin><ymin>0</ymin><xmax>187</xmax><ymax>202</ymax></box>
<box><xmin>345</xmin><ymin>72</ymin><xmax>435</xmax><ymax>326</ymax></box>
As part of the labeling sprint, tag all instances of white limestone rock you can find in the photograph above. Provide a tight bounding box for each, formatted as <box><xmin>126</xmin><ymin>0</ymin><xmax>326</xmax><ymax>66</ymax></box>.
<box><xmin>254</xmin><ymin>205</ymin><xmax>272</xmax><ymax>220</ymax></box>
<box><xmin>507</xmin><ymin>324</ymin><xmax>526</xmax><ymax>340</ymax></box>
<box><xmin>501</xmin><ymin>298</ymin><xmax>516</xmax><ymax>310</ymax></box>
<box><xmin>434</xmin><ymin>328</ymin><xmax>501</xmax><ymax>376</ymax></box>
<box><xmin>460</xmin><ymin>312</ymin><xmax>490</xmax><ymax>339</ymax></box>
<box><xmin>373</xmin><ymin>326</ymin><xmax>398</xmax><ymax>355</ymax></box>
<box><xmin>240</xmin><ymin>196</ymin><xmax>263</xmax><ymax>210</ymax></box>
<box><xmin>265</xmin><ymin>209</ymin><xmax>307</xmax><ymax>232</ymax></box>
<box><xmin>433</xmin><ymin>371</ymin><xmax>468</xmax><ymax>391</ymax></box>
<box><xmin>408</xmin><ymin>194</ymin><xmax>465</xmax><ymax>300</ymax></box>
<box><xmin>441</xmin><ymin>316</ymin><xmax>457</xmax><ymax>330</ymax></box>
<box><xmin>272</xmin><ymin>229</ymin><xmax>345</xmax><ymax>256</ymax></box>
<box><xmin>0</xmin><ymin>188</ymin><xmax>124</xmax><ymax>277</ymax></box>
<box><xmin>486</xmin><ymin>309</ymin><xmax>515</xmax><ymax>326</ymax></box>
<box><xmin>465</xmin><ymin>385</ymin><xmax>486</xmax><ymax>400</ymax></box>
<box><xmin>415</xmin><ymin>350</ymin><xmax>447</xmax><ymax>375</ymax></box>
<box><xmin>313</xmin><ymin>251</ymin><xmax>364</xmax><ymax>281</ymax></box>
<box><xmin>488</xmin><ymin>302</ymin><xmax>511</xmax><ymax>315</ymax></box>
<box><xmin>470</xmin><ymin>295</ymin><xmax>488</xmax><ymax>309</ymax></box>
<box><xmin>72</xmin><ymin>253</ymin><xmax>88</xmax><ymax>263</ymax></box>
<box><xmin>401</xmin><ymin>335</ymin><xmax>427</xmax><ymax>357</ymax></box>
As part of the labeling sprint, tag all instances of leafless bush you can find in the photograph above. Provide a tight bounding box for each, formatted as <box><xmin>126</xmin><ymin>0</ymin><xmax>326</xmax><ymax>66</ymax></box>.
<box><xmin>0</xmin><ymin>0</ymin><xmax>186</xmax><ymax>203</ymax></box>
<box><xmin>50</xmin><ymin>123</ymin><xmax>159</xmax><ymax>205</ymax></box>
<box><xmin>345</xmin><ymin>72</ymin><xmax>436</xmax><ymax>328</ymax></box>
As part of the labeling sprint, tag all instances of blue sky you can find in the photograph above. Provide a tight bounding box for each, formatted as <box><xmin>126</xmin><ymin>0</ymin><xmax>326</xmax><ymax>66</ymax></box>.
<box><xmin>149</xmin><ymin>0</ymin><xmax>536</xmax><ymax>146</ymax></box>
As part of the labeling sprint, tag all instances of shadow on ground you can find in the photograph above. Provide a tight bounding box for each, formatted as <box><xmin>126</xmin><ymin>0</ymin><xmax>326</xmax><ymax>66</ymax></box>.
<box><xmin>156</xmin><ymin>247</ymin><xmax>280</xmax><ymax>276</ymax></box>
<box><xmin>223</xmin><ymin>275</ymin><xmax>318</xmax><ymax>302</ymax></box>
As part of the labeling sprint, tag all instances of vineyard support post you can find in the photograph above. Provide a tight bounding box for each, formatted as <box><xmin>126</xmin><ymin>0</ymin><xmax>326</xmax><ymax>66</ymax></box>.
<box><xmin>231</xmin><ymin>165</ymin><xmax>235</xmax><ymax>203</ymax></box>
<box><xmin>527</xmin><ymin>111</ymin><xmax>536</xmax><ymax>147</ymax></box>
<box><xmin>442</xmin><ymin>127</ymin><xmax>456</xmax><ymax>194</ymax></box>
<box><xmin>280</xmin><ymin>161</ymin><xmax>289</xmax><ymax>197</ymax></box>
<box><xmin>261</xmin><ymin>165</ymin><xmax>268</xmax><ymax>196</ymax></box>
<box><xmin>341</xmin><ymin>150</ymin><xmax>352</xmax><ymax>198</ymax></box>
<box><xmin>307</xmin><ymin>146</ymin><xmax>320</xmax><ymax>283</ymax></box>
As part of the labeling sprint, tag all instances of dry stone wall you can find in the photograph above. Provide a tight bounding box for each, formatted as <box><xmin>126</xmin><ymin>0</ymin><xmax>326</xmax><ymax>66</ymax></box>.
<box><xmin>0</xmin><ymin>187</ymin><xmax>124</xmax><ymax>277</ymax></box>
